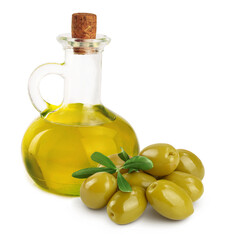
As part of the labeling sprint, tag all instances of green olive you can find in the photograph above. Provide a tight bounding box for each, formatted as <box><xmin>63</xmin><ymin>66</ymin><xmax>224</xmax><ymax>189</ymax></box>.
<box><xmin>140</xmin><ymin>143</ymin><xmax>180</xmax><ymax>177</ymax></box>
<box><xmin>176</xmin><ymin>149</ymin><xmax>205</xmax><ymax>179</ymax></box>
<box><xmin>80</xmin><ymin>172</ymin><xmax>117</xmax><ymax>209</ymax></box>
<box><xmin>122</xmin><ymin>172</ymin><xmax>156</xmax><ymax>189</ymax></box>
<box><xmin>146</xmin><ymin>180</ymin><xmax>194</xmax><ymax>220</ymax></box>
<box><xmin>107</xmin><ymin>186</ymin><xmax>147</xmax><ymax>224</ymax></box>
<box><xmin>164</xmin><ymin>171</ymin><xmax>204</xmax><ymax>202</ymax></box>
<box><xmin>98</xmin><ymin>154</ymin><xmax>128</xmax><ymax>176</ymax></box>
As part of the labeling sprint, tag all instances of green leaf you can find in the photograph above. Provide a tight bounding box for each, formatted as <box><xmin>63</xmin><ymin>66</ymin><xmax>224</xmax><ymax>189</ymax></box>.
<box><xmin>123</xmin><ymin>156</ymin><xmax>153</xmax><ymax>171</ymax></box>
<box><xmin>91</xmin><ymin>152</ymin><xmax>116</xmax><ymax>169</ymax></box>
<box><xmin>72</xmin><ymin>167</ymin><xmax>116</xmax><ymax>179</ymax></box>
<box><xmin>117</xmin><ymin>172</ymin><xmax>132</xmax><ymax>192</ymax></box>
<box><xmin>118</xmin><ymin>147</ymin><xmax>130</xmax><ymax>162</ymax></box>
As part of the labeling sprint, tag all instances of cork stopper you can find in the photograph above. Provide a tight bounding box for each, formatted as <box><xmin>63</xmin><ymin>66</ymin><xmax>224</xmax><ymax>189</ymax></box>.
<box><xmin>71</xmin><ymin>13</ymin><xmax>97</xmax><ymax>54</ymax></box>
<box><xmin>72</xmin><ymin>13</ymin><xmax>97</xmax><ymax>39</ymax></box>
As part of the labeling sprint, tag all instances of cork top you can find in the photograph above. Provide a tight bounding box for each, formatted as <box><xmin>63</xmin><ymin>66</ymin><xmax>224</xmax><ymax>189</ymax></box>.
<box><xmin>72</xmin><ymin>13</ymin><xmax>97</xmax><ymax>39</ymax></box>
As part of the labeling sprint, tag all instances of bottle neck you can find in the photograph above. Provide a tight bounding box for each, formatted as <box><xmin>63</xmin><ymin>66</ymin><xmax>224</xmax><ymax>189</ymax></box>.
<box><xmin>63</xmin><ymin>49</ymin><xmax>102</xmax><ymax>105</ymax></box>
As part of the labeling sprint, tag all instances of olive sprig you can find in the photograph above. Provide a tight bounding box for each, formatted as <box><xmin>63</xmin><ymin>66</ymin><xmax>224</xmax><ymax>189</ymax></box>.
<box><xmin>72</xmin><ymin>148</ymin><xmax>154</xmax><ymax>192</ymax></box>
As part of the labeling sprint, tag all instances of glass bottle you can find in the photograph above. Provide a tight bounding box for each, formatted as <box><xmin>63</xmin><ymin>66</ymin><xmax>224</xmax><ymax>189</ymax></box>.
<box><xmin>22</xmin><ymin>33</ymin><xmax>139</xmax><ymax>196</ymax></box>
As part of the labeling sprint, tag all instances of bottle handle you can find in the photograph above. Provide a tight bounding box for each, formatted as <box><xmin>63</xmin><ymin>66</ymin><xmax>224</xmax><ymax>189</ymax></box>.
<box><xmin>28</xmin><ymin>63</ymin><xmax>64</xmax><ymax>113</ymax></box>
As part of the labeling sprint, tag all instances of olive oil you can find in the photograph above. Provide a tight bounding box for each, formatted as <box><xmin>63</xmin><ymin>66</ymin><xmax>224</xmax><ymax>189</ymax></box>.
<box><xmin>22</xmin><ymin>104</ymin><xmax>139</xmax><ymax>196</ymax></box>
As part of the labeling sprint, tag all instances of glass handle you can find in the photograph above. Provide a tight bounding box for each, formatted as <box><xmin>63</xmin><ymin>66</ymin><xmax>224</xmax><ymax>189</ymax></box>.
<box><xmin>28</xmin><ymin>63</ymin><xmax>64</xmax><ymax>113</ymax></box>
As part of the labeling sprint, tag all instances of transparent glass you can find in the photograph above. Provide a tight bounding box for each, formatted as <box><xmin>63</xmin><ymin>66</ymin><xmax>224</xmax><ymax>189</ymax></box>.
<box><xmin>22</xmin><ymin>34</ymin><xmax>139</xmax><ymax>196</ymax></box>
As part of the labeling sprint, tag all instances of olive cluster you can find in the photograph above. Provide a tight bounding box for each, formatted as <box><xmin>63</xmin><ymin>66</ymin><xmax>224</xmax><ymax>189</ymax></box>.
<box><xmin>79</xmin><ymin>143</ymin><xmax>205</xmax><ymax>224</ymax></box>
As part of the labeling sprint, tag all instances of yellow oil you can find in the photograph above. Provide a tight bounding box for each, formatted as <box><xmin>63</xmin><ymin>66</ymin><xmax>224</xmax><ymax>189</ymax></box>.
<box><xmin>22</xmin><ymin>103</ymin><xmax>139</xmax><ymax>196</ymax></box>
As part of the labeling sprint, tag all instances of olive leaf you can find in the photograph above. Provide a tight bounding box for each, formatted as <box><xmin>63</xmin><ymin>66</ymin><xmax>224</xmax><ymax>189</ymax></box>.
<box><xmin>91</xmin><ymin>152</ymin><xmax>116</xmax><ymax>169</ymax></box>
<box><xmin>72</xmin><ymin>148</ymin><xmax>154</xmax><ymax>193</ymax></box>
<box><xmin>117</xmin><ymin>172</ymin><xmax>132</xmax><ymax>192</ymax></box>
<box><xmin>123</xmin><ymin>156</ymin><xmax>153</xmax><ymax>171</ymax></box>
<box><xmin>118</xmin><ymin>147</ymin><xmax>130</xmax><ymax>162</ymax></box>
<box><xmin>72</xmin><ymin>167</ymin><xmax>116</xmax><ymax>179</ymax></box>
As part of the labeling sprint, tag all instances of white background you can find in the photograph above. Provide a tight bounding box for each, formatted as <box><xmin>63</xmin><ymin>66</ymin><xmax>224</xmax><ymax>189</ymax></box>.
<box><xmin>0</xmin><ymin>0</ymin><xmax>224</xmax><ymax>239</ymax></box>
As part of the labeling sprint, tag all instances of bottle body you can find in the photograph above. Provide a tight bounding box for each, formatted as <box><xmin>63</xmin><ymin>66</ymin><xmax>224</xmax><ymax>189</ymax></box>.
<box><xmin>22</xmin><ymin>104</ymin><xmax>139</xmax><ymax>196</ymax></box>
<box><xmin>22</xmin><ymin>34</ymin><xmax>139</xmax><ymax>196</ymax></box>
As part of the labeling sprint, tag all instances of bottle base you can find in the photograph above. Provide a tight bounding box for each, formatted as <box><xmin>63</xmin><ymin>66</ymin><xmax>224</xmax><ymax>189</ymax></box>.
<box><xmin>30</xmin><ymin>175</ymin><xmax>81</xmax><ymax>196</ymax></box>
